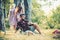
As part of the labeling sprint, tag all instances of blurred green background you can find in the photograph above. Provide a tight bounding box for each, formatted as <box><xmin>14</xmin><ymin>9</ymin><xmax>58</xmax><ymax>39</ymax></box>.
<box><xmin>0</xmin><ymin>0</ymin><xmax>60</xmax><ymax>40</ymax></box>
<box><xmin>2</xmin><ymin>0</ymin><xmax>60</xmax><ymax>29</ymax></box>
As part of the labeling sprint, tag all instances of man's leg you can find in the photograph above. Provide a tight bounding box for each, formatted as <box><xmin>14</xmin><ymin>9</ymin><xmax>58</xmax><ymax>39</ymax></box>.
<box><xmin>32</xmin><ymin>23</ymin><xmax>41</xmax><ymax>34</ymax></box>
<box><xmin>25</xmin><ymin>30</ymin><xmax>34</xmax><ymax>36</ymax></box>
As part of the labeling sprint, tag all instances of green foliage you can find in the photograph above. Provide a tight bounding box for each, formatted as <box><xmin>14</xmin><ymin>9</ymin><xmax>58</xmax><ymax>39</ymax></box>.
<box><xmin>2</xmin><ymin>0</ymin><xmax>10</xmax><ymax>17</ymax></box>
<box><xmin>32</xmin><ymin>0</ymin><xmax>48</xmax><ymax>28</ymax></box>
<box><xmin>51</xmin><ymin>6</ymin><xmax>60</xmax><ymax>29</ymax></box>
<box><xmin>2</xmin><ymin>0</ymin><xmax>10</xmax><ymax>4</ymax></box>
<box><xmin>2</xmin><ymin>0</ymin><xmax>10</xmax><ymax>29</ymax></box>
<box><xmin>5</xmin><ymin>18</ymin><xmax>10</xmax><ymax>29</ymax></box>
<box><xmin>47</xmin><ymin>21</ymin><xmax>54</xmax><ymax>29</ymax></box>
<box><xmin>47</xmin><ymin>6</ymin><xmax>60</xmax><ymax>29</ymax></box>
<box><xmin>52</xmin><ymin>6</ymin><xmax>60</xmax><ymax>24</ymax></box>
<box><xmin>3</xmin><ymin>0</ymin><xmax>60</xmax><ymax>29</ymax></box>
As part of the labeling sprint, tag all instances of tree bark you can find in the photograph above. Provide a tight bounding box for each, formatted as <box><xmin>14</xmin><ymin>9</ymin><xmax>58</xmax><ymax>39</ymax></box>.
<box><xmin>24</xmin><ymin>0</ymin><xmax>32</xmax><ymax>22</ymax></box>
<box><xmin>0</xmin><ymin>0</ymin><xmax>6</xmax><ymax>33</ymax></box>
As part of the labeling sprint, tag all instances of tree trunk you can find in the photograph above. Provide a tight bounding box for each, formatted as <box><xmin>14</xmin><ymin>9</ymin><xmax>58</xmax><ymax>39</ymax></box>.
<box><xmin>0</xmin><ymin>0</ymin><xmax>2</xmax><ymax>30</ymax></box>
<box><xmin>0</xmin><ymin>0</ymin><xmax>6</xmax><ymax>33</ymax></box>
<box><xmin>14</xmin><ymin>0</ymin><xmax>22</xmax><ymax>6</ymax></box>
<box><xmin>24</xmin><ymin>0</ymin><xmax>32</xmax><ymax>22</ymax></box>
<box><xmin>14</xmin><ymin>0</ymin><xmax>17</xmax><ymax>6</ymax></box>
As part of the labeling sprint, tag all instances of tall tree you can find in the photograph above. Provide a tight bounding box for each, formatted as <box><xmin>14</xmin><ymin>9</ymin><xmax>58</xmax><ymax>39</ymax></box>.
<box><xmin>14</xmin><ymin>0</ymin><xmax>22</xmax><ymax>6</ymax></box>
<box><xmin>0</xmin><ymin>0</ymin><xmax>6</xmax><ymax>33</ymax></box>
<box><xmin>24</xmin><ymin>0</ymin><xmax>31</xmax><ymax>22</ymax></box>
<box><xmin>0</xmin><ymin>0</ymin><xmax>3</xmax><ymax>31</ymax></box>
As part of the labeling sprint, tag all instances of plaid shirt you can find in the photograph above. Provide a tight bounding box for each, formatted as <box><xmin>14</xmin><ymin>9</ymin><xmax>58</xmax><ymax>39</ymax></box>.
<box><xmin>17</xmin><ymin>19</ymin><xmax>30</xmax><ymax>32</ymax></box>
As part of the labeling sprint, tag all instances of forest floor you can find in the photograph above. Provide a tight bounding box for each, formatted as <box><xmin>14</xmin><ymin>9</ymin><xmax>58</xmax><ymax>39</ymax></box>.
<box><xmin>0</xmin><ymin>29</ymin><xmax>60</xmax><ymax>40</ymax></box>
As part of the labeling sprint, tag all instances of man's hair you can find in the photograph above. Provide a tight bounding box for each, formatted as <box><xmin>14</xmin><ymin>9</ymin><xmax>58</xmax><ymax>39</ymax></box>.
<box><xmin>20</xmin><ymin>14</ymin><xmax>25</xmax><ymax>17</ymax></box>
